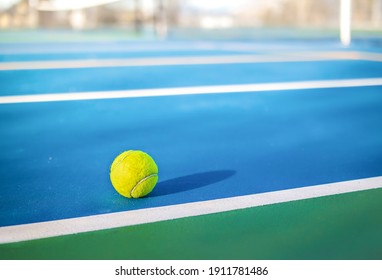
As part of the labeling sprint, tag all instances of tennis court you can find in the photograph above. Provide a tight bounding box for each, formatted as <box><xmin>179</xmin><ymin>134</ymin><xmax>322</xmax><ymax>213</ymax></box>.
<box><xmin>0</xmin><ymin>0</ymin><xmax>382</xmax><ymax>261</ymax></box>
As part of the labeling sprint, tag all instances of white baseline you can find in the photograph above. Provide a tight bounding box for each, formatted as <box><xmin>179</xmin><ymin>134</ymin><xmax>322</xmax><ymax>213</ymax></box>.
<box><xmin>0</xmin><ymin>54</ymin><xmax>320</xmax><ymax>71</ymax></box>
<box><xmin>1</xmin><ymin>51</ymin><xmax>382</xmax><ymax>71</ymax></box>
<box><xmin>0</xmin><ymin>176</ymin><xmax>381</xmax><ymax>244</ymax></box>
<box><xmin>1</xmin><ymin>78</ymin><xmax>382</xmax><ymax>104</ymax></box>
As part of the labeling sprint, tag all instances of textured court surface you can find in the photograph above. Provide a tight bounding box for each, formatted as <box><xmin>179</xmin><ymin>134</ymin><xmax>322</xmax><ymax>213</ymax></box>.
<box><xmin>0</xmin><ymin>39</ymin><xmax>381</xmax><ymax>259</ymax></box>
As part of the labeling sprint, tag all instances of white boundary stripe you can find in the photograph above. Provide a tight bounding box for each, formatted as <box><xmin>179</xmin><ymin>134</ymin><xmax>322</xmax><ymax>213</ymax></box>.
<box><xmin>1</xmin><ymin>78</ymin><xmax>382</xmax><ymax>104</ymax></box>
<box><xmin>0</xmin><ymin>54</ymin><xmax>335</xmax><ymax>71</ymax></box>
<box><xmin>302</xmin><ymin>51</ymin><xmax>382</xmax><ymax>62</ymax></box>
<box><xmin>0</xmin><ymin>43</ymin><xmax>218</xmax><ymax>55</ymax></box>
<box><xmin>1</xmin><ymin>51</ymin><xmax>382</xmax><ymax>71</ymax></box>
<box><xmin>352</xmin><ymin>52</ymin><xmax>382</xmax><ymax>62</ymax></box>
<box><xmin>0</xmin><ymin>176</ymin><xmax>381</xmax><ymax>244</ymax></box>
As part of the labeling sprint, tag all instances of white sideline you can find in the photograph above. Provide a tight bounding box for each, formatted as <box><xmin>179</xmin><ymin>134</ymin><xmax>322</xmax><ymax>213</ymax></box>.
<box><xmin>1</xmin><ymin>51</ymin><xmax>382</xmax><ymax>71</ymax></box>
<box><xmin>1</xmin><ymin>78</ymin><xmax>382</xmax><ymax>104</ymax></box>
<box><xmin>0</xmin><ymin>54</ymin><xmax>336</xmax><ymax>71</ymax></box>
<box><xmin>0</xmin><ymin>176</ymin><xmax>381</xmax><ymax>244</ymax></box>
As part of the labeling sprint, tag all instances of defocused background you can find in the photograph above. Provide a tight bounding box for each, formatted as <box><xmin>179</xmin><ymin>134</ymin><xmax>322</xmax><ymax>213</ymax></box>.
<box><xmin>0</xmin><ymin>0</ymin><xmax>381</xmax><ymax>42</ymax></box>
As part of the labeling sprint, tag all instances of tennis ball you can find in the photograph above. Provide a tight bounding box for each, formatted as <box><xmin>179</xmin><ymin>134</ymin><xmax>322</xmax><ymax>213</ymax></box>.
<box><xmin>110</xmin><ymin>150</ymin><xmax>158</xmax><ymax>198</ymax></box>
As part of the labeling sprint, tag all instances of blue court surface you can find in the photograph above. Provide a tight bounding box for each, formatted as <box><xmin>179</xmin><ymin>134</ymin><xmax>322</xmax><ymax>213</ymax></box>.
<box><xmin>0</xmin><ymin>39</ymin><xmax>382</xmax><ymax>259</ymax></box>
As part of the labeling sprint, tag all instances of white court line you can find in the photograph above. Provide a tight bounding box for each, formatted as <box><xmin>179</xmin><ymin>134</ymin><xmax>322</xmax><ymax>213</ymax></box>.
<box><xmin>1</xmin><ymin>78</ymin><xmax>382</xmax><ymax>104</ymax></box>
<box><xmin>0</xmin><ymin>176</ymin><xmax>381</xmax><ymax>244</ymax></box>
<box><xmin>0</xmin><ymin>54</ymin><xmax>336</xmax><ymax>71</ymax></box>
<box><xmin>1</xmin><ymin>51</ymin><xmax>381</xmax><ymax>71</ymax></box>
<box><xmin>297</xmin><ymin>51</ymin><xmax>382</xmax><ymax>62</ymax></box>
<box><xmin>0</xmin><ymin>42</ymin><xmax>218</xmax><ymax>55</ymax></box>
<box><xmin>352</xmin><ymin>52</ymin><xmax>382</xmax><ymax>62</ymax></box>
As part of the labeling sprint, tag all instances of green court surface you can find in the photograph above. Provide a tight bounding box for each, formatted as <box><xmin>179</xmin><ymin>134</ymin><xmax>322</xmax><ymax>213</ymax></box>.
<box><xmin>1</xmin><ymin>188</ymin><xmax>381</xmax><ymax>260</ymax></box>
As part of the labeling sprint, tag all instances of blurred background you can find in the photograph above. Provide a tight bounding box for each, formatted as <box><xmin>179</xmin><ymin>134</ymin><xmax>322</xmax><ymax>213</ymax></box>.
<box><xmin>0</xmin><ymin>0</ymin><xmax>381</xmax><ymax>43</ymax></box>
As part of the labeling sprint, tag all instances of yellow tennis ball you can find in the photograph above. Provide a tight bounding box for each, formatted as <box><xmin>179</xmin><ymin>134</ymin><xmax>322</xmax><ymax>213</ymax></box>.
<box><xmin>110</xmin><ymin>150</ymin><xmax>158</xmax><ymax>198</ymax></box>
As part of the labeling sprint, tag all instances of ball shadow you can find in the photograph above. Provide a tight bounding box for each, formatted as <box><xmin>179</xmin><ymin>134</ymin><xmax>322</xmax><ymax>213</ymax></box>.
<box><xmin>149</xmin><ymin>170</ymin><xmax>236</xmax><ymax>197</ymax></box>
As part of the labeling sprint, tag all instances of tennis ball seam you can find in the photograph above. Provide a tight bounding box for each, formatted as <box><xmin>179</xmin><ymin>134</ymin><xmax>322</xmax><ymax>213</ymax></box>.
<box><xmin>110</xmin><ymin>150</ymin><xmax>133</xmax><ymax>172</ymax></box>
<box><xmin>130</xmin><ymin>173</ymin><xmax>158</xmax><ymax>198</ymax></box>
